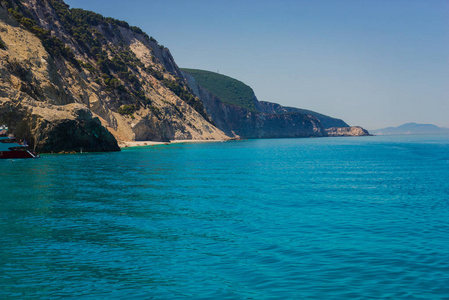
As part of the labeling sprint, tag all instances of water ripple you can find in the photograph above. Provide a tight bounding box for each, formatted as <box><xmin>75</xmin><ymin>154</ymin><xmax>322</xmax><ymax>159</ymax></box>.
<box><xmin>1</xmin><ymin>135</ymin><xmax>449</xmax><ymax>299</ymax></box>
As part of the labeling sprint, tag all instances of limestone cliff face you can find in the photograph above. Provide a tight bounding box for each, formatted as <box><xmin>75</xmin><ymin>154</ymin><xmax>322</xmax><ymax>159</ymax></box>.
<box><xmin>0</xmin><ymin>100</ymin><xmax>120</xmax><ymax>152</ymax></box>
<box><xmin>217</xmin><ymin>106</ymin><xmax>325</xmax><ymax>139</ymax></box>
<box><xmin>182</xmin><ymin>69</ymin><xmax>372</xmax><ymax>139</ymax></box>
<box><xmin>183</xmin><ymin>71</ymin><xmax>326</xmax><ymax>138</ymax></box>
<box><xmin>0</xmin><ymin>0</ymin><xmax>226</xmax><ymax>152</ymax></box>
<box><xmin>325</xmin><ymin>126</ymin><xmax>370</xmax><ymax>137</ymax></box>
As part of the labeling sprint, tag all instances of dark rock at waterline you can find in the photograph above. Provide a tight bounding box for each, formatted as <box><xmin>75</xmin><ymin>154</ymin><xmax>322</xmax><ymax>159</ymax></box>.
<box><xmin>0</xmin><ymin>101</ymin><xmax>120</xmax><ymax>153</ymax></box>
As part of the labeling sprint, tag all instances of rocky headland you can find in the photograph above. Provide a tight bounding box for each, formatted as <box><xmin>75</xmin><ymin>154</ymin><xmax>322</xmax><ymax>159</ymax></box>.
<box><xmin>0</xmin><ymin>0</ymin><xmax>226</xmax><ymax>152</ymax></box>
<box><xmin>326</xmin><ymin>126</ymin><xmax>371</xmax><ymax>137</ymax></box>
<box><xmin>182</xmin><ymin>69</ymin><xmax>369</xmax><ymax>139</ymax></box>
<box><xmin>0</xmin><ymin>0</ymin><xmax>369</xmax><ymax>153</ymax></box>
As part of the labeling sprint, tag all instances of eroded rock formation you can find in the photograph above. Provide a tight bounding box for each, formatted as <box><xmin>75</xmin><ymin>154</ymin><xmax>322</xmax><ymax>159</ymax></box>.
<box><xmin>0</xmin><ymin>0</ymin><xmax>226</xmax><ymax>152</ymax></box>
<box><xmin>326</xmin><ymin>126</ymin><xmax>371</xmax><ymax>137</ymax></box>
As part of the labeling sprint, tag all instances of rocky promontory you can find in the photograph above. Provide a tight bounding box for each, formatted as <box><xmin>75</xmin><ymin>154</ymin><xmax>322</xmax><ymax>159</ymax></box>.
<box><xmin>0</xmin><ymin>0</ymin><xmax>227</xmax><ymax>153</ymax></box>
<box><xmin>0</xmin><ymin>99</ymin><xmax>120</xmax><ymax>152</ymax></box>
<box><xmin>182</xmin><ymin>69</ymin><xmax>365</xmax><ymax>139</ymax></box>
<box><xmin>326</xmin><ymin>126</ymin><xmax>371</xmax><ymax>137</ymax></box>
<box><xmin>0</xmin><ymin>0</ymin><xmax>370</xmax><ymax>153</ymax></box>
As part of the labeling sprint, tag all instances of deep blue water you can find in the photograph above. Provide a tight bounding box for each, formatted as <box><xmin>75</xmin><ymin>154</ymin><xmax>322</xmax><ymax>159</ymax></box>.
<box><xmin>1</xmin><ymin>135</ymin><xmax>449</xmax><ymax>299</ymax></box>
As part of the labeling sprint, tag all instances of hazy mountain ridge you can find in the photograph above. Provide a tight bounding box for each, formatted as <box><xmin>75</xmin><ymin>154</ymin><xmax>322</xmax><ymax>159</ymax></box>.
<box><xmin>371</xmin><ymin>123</ymin><xmax>449</xmax><ymax>135</ymax></box>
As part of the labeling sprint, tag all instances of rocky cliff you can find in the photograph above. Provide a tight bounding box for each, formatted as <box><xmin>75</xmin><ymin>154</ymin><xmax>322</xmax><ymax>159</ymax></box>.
<box><xmin>325</xmin><ymin>126</ymin><xmax>370</xmax><ymax>137</ymax></box>
<box><xmin>182</xmin><ymin>69</ymin><xmax>372</xmax><ymax>139</ymax></box>
<box><xmin>184</xmin><ymin>69</ymin><xmax>357</xmax><ymax>139</ymax></box>
<box><xmin>0</xmin><ymin>0</ymin><xmax>369</xmax><ymax>153</ymax></box>
<box><xmin>0</xmin><ymin>0</ymin><xmax>226</xmax><ymax>152</ymax></box>
<box><xmin>0</xmin><ymin>100</ymin><xmax>120</xmax><ymax>152</ymax></box>
<box><xmin>257</xmin><ymin>101</ymin><xmax>349</xmax><ymax>129</ymax></box>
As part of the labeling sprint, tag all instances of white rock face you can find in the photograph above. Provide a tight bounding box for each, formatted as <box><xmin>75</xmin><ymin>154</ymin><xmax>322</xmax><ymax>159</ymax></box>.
<box><xmin>0</xmin><ymin>3</ymin><xmax>227</xmax><ymax>152</ymax></box>
<box><xmin>325</xmin><ymin>126</ymin><xmax>371</xmax><ymax>137</ymax></box>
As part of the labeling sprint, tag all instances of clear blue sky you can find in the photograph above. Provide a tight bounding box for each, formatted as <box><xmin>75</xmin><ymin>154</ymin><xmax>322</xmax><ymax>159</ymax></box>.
<box><xmin>65</xmin><ymin>0</ymin><xmax>449</xmax><ymax>129</ymax></box>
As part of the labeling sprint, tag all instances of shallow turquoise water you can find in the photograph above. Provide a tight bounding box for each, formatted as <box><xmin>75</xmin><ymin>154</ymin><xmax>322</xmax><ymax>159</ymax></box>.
<box><xmin>1</xmin><ymin>135</ymin><xmax>449</xmax><ymax>299</ymax></box>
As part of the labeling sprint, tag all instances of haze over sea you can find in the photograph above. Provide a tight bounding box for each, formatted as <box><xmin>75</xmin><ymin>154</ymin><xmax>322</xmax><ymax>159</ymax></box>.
<box><xmin>1</xmin><ymin>135</ymin><xmax>449</xmax><ymax>299</ymax></box>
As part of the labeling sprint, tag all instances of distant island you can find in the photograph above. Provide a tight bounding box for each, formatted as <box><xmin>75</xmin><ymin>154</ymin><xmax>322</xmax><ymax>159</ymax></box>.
<box><xmin>371</xmin><ymin>123</ymin><xmax>449</xmax><ymax>135</ymax></box>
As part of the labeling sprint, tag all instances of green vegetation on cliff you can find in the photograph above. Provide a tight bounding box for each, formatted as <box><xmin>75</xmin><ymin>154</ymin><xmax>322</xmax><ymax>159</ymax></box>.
<box><xmin>0</xmin><ymin>0</ymin><xmax>223</xmax><ymax>149</ymax></box>
<box><xmin>2</xmin><ymin>0</ymin><xmax>209</xmax><ymax>120</ymax></box>
<box><xmin>117</xmin><ymin>104</ymin><xmax>136</xmax><ymax>118</ymax></box>
<box><xmin>265</xmin><ymin>104</ymin><xmax>350</xmax><ymax>129</ymax></box>
<box><xmin>3</xmin><ymin>0</ymin><xmax>80</xmax><ymax>67</ymax></box>
<box><xmin>162</xmin><ymin>78</ymin><xmax>209</xmax><ymax>120</ymax></box>
<box><xmin>48</xmin><ymin>1</ymin><xmax>209</xmax><ymax>120</ymax></box>
<box><xmin>181</xmin><ymin>68</ymin><xmax>259</xmax><ymax>112</ymax></box>
<box><xmin>0</xmin><ymin>36</ymin><xmax>6</xmax><ymax>49</ymax></box>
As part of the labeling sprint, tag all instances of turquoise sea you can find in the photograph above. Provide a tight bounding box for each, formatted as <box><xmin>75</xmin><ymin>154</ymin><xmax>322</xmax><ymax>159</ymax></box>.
<box><xmin>1</xmin><ymin>134</ymin><xmax>449</xmax><ymax>299</ymax></box>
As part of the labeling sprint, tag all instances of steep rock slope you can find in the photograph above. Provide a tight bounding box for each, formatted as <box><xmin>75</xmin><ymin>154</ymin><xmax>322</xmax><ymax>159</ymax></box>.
<box><xmin>0</xmin><ymin>0</ymin><xmax>226</xmax><ymax>152</ymax></box>
<box><xmin>258</xmin><ymin>101</ymin><xmax>349</xmax><ymax>129</ymax></box>
<box><xmin>371</xmin><ymin>123</ymin><xmax>449</xmax><ymax>135</ymax></box>
<box><xmin>181</xmin><ymin>68</ymin><xmax>260</xmax><ymax>112</ymax></box>
<box><xmin>182</xmin><ymin>68</ymin><xmax>349</xmax><ymax>129</ymax></box>
<box><xmin>0</xmin><ymin>100</ymin><xmax>120</xmax><ymax>152</ymax></box>
<box><xmin>183</xmin><ymin>69</ymin><xmax>332</xmax><ymax>138</ymax></box>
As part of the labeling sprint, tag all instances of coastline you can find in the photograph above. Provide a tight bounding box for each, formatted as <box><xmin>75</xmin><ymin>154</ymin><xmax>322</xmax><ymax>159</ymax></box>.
<box><xmin>119</xmin><ymin>139</ymin><xmax>228</xmax><ymax>148</ymax></box>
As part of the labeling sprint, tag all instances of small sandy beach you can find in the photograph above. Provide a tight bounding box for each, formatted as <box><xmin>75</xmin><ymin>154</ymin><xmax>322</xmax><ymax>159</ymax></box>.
<box><xmin>119</xmin><ymin>139</ymin><xmax>228</xmax><ymax>148</ymax></box>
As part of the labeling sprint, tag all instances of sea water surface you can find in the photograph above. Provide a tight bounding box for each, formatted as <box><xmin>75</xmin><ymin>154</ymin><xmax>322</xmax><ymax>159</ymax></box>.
<box><xmin>1</xmin><ymin>135</ymin><xmax>449</xmax><ymax>299</ymax></box>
